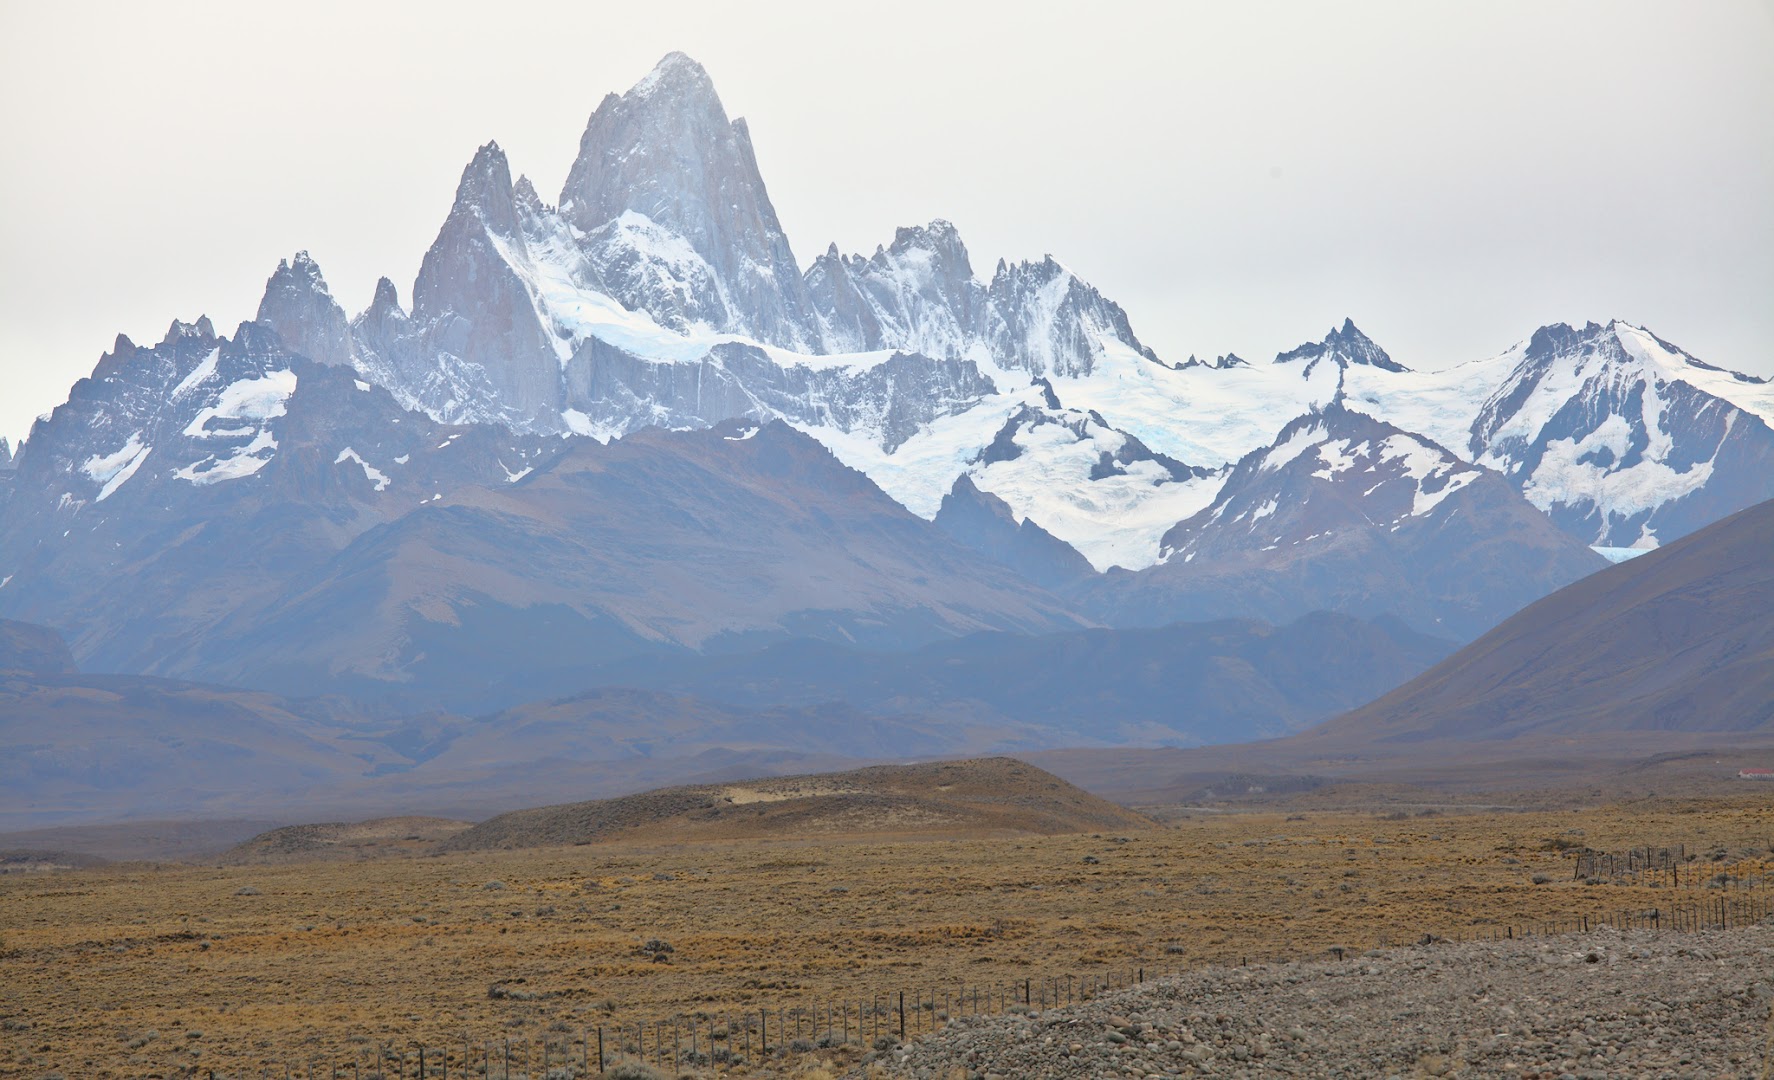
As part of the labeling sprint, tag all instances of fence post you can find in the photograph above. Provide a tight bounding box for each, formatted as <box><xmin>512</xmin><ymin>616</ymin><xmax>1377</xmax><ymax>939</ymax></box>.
<box><xmin>898</xmin><ymin>991</ymin><xmax>906</xmax><ymax>1041</ymax></box>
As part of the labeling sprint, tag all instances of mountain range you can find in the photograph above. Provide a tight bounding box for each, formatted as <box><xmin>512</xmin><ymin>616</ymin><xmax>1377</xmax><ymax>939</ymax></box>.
<box><xmin>2</xmin><ymin>51</ymin><xmax>1770</xmax><ymax>758</ymax></box>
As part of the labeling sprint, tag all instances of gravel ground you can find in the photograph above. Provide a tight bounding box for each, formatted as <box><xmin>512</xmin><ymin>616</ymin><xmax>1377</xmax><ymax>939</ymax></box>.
<box><xmin>850</xmin><ymin>926</ymin><xmax>1774</xmax><ymax>1079</ymax></box>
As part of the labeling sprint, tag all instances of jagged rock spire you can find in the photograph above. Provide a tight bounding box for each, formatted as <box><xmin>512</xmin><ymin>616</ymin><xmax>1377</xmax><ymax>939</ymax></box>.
<box><xmin>256</xmin><ymin>251</ymin><xmax>354</xmax><ymax>367</ymax></box>
<box><xmin>407</xmin><ymin>140</ymin><xmax>561</xmax><ymax>424</ymax></box>
<box><xmin>1274</xmin><ymin>318</ymin><xmax>1406</xmax><ymax>375</ymax></box>
<box><xmin>558</xmin><ymin>53</ymin><xmax>817</xmax><ymax>349</ymax></box>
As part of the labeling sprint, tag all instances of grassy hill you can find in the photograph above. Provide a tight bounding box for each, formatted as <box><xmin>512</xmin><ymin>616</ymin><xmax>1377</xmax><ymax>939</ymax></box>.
<box><xmin>440</xmin><ymin>757</ymin><xmax>1155</xmax><ymax>850</ymax></box>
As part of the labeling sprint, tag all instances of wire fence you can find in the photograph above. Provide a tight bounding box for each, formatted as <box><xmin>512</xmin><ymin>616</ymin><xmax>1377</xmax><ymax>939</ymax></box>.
<box><xmin>218</xmin><ymin>891</ymin><xmax>1774</xmax><ymax>1080</ymax></box>
<box><xmin>1567</xmin><ymin>839</ymin><xmax>1774</xmax><ymax>888</ymax></box>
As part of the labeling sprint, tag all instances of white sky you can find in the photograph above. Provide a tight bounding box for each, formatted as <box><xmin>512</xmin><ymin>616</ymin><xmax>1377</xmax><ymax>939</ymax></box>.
<box><xmin>2</xmin><ymin>0</ymin><xmax>1771</xmax><ymax>446</ymax></box>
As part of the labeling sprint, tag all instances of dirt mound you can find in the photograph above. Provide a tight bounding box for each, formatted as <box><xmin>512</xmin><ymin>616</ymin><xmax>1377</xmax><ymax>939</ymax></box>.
<box><xmin>223</xmin><ymin>816</ymin><xmax>471</xmax><ymax>863</ymax></box>
<box><xmin>440</xmin><ymin>757</ymin><xmax>1154</xmax><ymax>851</ymax></box>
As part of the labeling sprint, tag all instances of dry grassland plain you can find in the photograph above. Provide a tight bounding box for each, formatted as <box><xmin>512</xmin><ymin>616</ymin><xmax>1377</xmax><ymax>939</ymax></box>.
<box><xmin>4</xmin><ymin>796</ymin><xmax>1772</xmax><ymax>1077</ymax></box>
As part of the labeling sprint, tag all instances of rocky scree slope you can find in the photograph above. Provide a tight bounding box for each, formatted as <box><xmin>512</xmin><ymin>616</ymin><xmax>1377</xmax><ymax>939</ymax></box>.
<box><xmin>858</xmin><ymin>928</ymin><xmax>1774</xmax><ymax>1079</ymax></box>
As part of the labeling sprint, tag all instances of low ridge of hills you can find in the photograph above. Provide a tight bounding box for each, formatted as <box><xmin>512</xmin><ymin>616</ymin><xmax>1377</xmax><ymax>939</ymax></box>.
<box><xmin>439</xmin><ymin>757</ymin><xmax>1155</xmax><ymax>851</ymax></box>
<box><xmin>467</xmin><ymin>610</ymin><xmax>1455</xmax><ymax>746</ymax></box>
<box><xmin>0</xmin><ymin>608</ymin><xmax>1454</xmax><ymax>829</ymax></box>
<box><xmin>221</xmin><ymin>816</ymin><xmax>471</xmax><ymax>864</ymax></box>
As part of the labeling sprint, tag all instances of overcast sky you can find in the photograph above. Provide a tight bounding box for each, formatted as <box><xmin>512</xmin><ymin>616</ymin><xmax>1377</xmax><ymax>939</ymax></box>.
<box><xmin>2</xmin><ymin>1</ymin><xmax>1770</xmax><ymax>446</ymax></box>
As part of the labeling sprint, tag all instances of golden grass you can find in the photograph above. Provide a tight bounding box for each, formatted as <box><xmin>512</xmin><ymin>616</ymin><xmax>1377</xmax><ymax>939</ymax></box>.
<box><xmin>3</xmin><ymin>795</ymin><xmax>1771</xmax><ymax>1077</ymax></box>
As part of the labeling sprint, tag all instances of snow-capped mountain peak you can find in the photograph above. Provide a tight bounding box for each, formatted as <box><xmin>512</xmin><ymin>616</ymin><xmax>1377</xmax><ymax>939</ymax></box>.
<box><xmin>1172</xmin><ymin>402</ymin><xmax>1483</xmax><ymax>561</ymax></box>
<box><xmin>1077</xmin><ymin>401</ymin><xmax>1609</xmax><ymax>640</ymax></box>
<box><xmin>558</xmin><ymin>52</ymin><xmax>816</xmax><ymax>350</ymax></box>
<box><xmin>624</xmin><ymin>49</ymin><xmax>716</xmax><ymax>103</ymax></box>
<box><xmin>1467</xmin><ymin>319</ymin><xmax>1774</xmax><ymax>547</ymax></box>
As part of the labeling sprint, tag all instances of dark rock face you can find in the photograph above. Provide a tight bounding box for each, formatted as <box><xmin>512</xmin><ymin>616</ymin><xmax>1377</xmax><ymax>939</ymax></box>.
<box><xmin>1078</xmin><ymin>404</ymin><xmax>1606</xmax><ymax>640</ymax></box>
<box><xmin>1468</xmin><ymin>320</ymin><xmax>1774</xmax><ymax>547</ymax></box>
<box><xmin>406</xmin><ymin>142</ymin><xmax>566</xmax><ymax>427</ymax></box>
<box><xmin>933</xmin><ymin>475</ymin><xmax>1095</xmax><ymax>591</ymax></box>
<box><xmin>806</xmin><ymin>221</ymin><xmax>990</xmax><ymax>357</ymax></box>
<box><xmin>984</xmin><ymin>256</ymin><xmax>1159</xmax><ymax>376</ymax></box>
<box><xmin>254</xmin><ymin>252</ymin><xmax>356</xmax><ymax>368</ymax></box>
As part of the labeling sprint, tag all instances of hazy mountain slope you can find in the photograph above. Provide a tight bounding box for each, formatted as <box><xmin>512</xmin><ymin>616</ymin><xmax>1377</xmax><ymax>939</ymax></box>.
<box><xmin>0</xmin><ymin>309</ymin><xmax>1082</xmax><ymax>708</ymax></box>
<box><xmin>1310</xmin><ymin>497</ymin><xmax>1774</xmax><ymax>741</ymax></box>
<box><xmin>0</xmin><ymin>619</ymin><xmax>75</xmax><ymax>675</ymax></box>
<box><xmin>182</xmin><ymin>419</ymin><xmax>1087</xmax><ymax>709</ymax></box>
<box><xmin>0</xmin><ymin>668</ymin><xmax>402</xmax><ymax>830</ymax></box>
<box><xmin>410</xmin><ymin>688</ymin><xmax>990</xmax><ymax>775</ymax></box>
